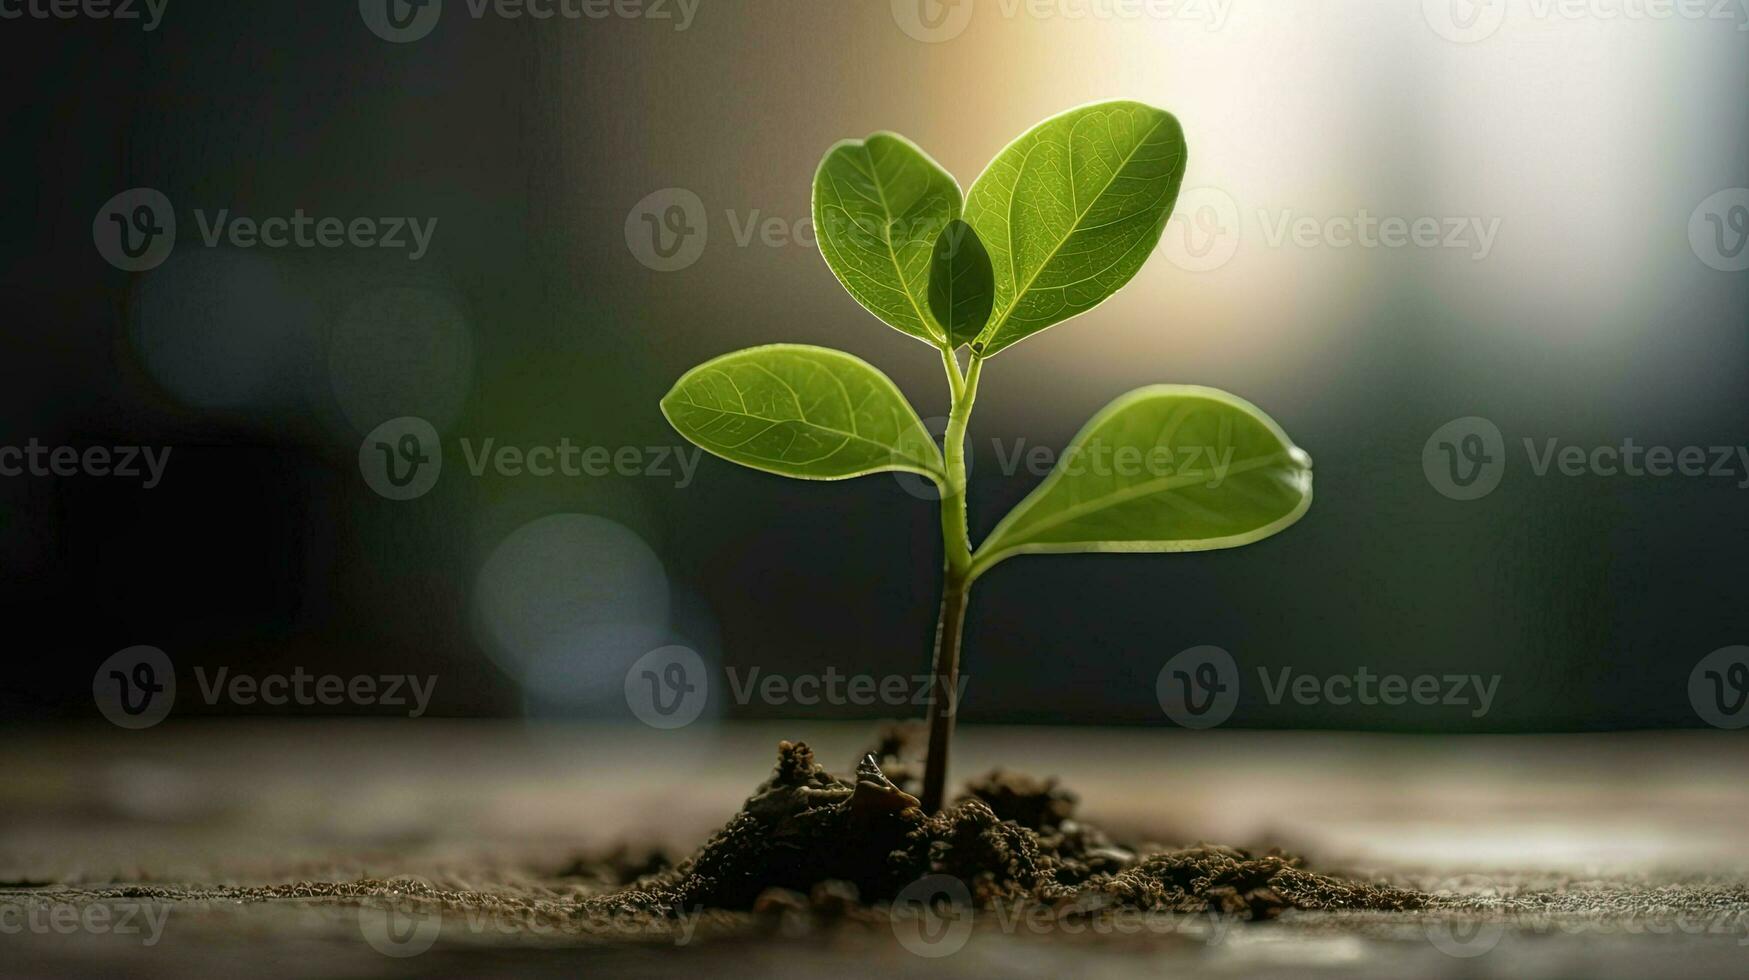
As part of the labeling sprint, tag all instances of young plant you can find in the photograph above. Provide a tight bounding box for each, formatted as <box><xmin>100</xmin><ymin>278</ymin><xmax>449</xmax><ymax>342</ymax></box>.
<box><xmin>660</xmin><ymin>101</ymin><xmax>1313</xmax><ymax>812</ymax></box>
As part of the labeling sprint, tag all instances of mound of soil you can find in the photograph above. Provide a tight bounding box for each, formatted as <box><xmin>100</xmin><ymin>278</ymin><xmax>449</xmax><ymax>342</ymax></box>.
<box><xmin>0</xmin><ymin>736</ymin><xmax>1425</xmax><ymax>937</ymax></box>
<box><xmin>15</xmin><ymin>731</ymin><xmax>1749</xmax><ymax>961</ymax></box>
<box><xmin>589</xmin><ymin>739</ymin><xmax>1426</xmax><ymax>921</ymax></box>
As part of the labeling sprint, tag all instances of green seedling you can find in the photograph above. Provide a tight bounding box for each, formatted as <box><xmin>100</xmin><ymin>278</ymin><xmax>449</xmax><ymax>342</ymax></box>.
<box><xmin>661</xmin><ymin>101</ymin><xmax>1314</xmax><ymax>812</ymax></box>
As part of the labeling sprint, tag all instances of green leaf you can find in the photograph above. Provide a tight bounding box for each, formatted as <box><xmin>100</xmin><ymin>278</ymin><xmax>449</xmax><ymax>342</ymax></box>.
<box><xmin>972</xmin><ymin>386</ymin><xmax>1312</xmax><ymax>575</ymax></box>
<box><xmin>928</xmin><ymin>219</ymin><xmax>995</xmax><ymax>348</ymax></box>
<box><xmin>964</xmin><ymin>101</ymin><xmax>1188</xmax><ymax>356</ymax></box>
<box><xmin>813</xmin><ymin>133</ymin><xmax>963</xmax><ymax>346</ymax></box>
<box><xmin>660</xmin><ymin>344</ymin><xmax>945</xmax><ymax>483</ymax></box>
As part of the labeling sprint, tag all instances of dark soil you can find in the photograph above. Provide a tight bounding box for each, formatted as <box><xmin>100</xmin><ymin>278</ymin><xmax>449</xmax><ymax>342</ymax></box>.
<box><xmin>0</xmin><ymin>735</ymin><xmax>1426</xmax><ymax>937</ymax></box>
<box><xmin>13</xmin><ymin>732</ymin><xmax>1749</xmax><ymax>954</ymax></box>
<box><xmin>587</xmin><ymin>738</ymin><xmax>1427</xmax><ymax>921</ymax></box>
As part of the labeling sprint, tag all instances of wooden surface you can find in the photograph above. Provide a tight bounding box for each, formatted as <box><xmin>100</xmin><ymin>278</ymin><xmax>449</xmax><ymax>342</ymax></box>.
<box><xmin>3</xmin><ymin>722</ymin><xmax>1747</xmax><ymax>978</ymax></box>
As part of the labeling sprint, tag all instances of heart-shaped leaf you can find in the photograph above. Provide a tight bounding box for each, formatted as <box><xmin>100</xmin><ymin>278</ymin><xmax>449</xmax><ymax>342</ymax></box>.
<box><xmin>972</xmin><ymin>386</ymin><xmax>1311</xmax><ymax>575</ymax></box>
<box><xmin>928</xmin><ymin>219</ymin><xmax>995</xmax><ymax>348</ymax></box>
<box><xmin>964</xmin><ymin>101</ymin><xmax>1188</xmax><ymax>356</ymax></box>
<box><xmin>660</xmin><ymin>344</ymin><xmax>945</xmax><ymax>483</ymax></box>
<box><xmin>813</xmin><ymin>133</ymin><xmax>963</xmax><ymax>346</ymax></box>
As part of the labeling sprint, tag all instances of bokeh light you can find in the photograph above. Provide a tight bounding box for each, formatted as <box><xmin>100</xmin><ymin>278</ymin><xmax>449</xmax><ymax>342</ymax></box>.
<box><xmin>471</xmin><ymin>513</ymin><xmax>671</xmax><ymax>713</ymax></box>
<box><xmin>127</xmin><ymin>247</ymin><xmax>318</xmax><ymax>412</ymax></box>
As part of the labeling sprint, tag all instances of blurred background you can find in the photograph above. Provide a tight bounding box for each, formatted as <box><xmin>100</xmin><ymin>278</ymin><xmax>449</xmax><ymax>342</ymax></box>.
<box><xmin>1</xmin><ymin>0</ymin><xmax>1745</xmax><ymax>732</ymax></box>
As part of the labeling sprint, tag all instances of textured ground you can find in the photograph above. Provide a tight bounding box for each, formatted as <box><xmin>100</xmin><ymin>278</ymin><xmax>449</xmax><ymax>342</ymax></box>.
<box><xmin>2</xmin><ymin>722</ymin><xmax>1747</xmax><ymax>978</ymax></box>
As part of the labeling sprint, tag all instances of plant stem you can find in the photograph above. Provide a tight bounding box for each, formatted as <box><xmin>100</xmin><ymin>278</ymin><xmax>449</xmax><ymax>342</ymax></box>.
<box><xmin>939</xmin><ymin>345</ymin><xmax>965</xmax><ymax>402</ymax></box>
<box><xmin>923</xmin><ymin>352</ymin><xmax>981</xmax><ymax>814</ymax></box>
<box><xmin>921</xmin><ymin>578</ymin><xmax>968</xmax><ymax>813</ymax></box>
